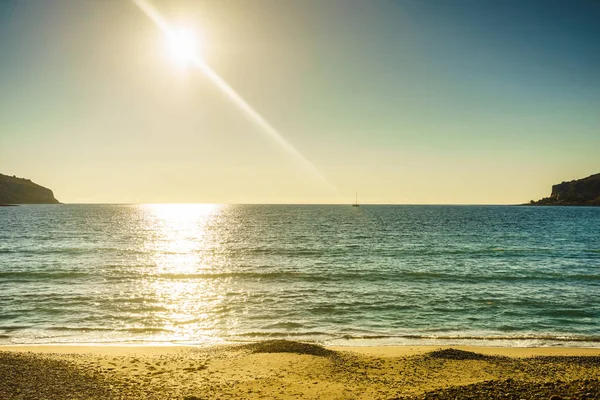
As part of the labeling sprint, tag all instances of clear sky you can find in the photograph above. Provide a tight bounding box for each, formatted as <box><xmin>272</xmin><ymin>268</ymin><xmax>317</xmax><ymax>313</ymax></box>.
<box><xmin>1</xmin><ymin>0</ymin><xmax>599</xmax><ymax>204</ymax></box>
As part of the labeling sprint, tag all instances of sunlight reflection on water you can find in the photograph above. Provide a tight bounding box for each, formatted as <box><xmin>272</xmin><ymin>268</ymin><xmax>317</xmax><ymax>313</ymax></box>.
<box><xmin>142</xmin><ymin>204</ymin><xmax>221</xmax><ymax>274</ymax></box>
<box><xmin>139</xmin><ymin>204</ymin><xmax>228</xmax><ymax>344</ymax></box>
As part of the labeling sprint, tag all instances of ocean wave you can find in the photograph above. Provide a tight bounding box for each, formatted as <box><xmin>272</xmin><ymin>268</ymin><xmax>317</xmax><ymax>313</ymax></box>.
<box><xmin>220</xmin><ymin>246</ymin><xmax>584</xmax><ymax>258</ymax></box>
<box><xmin>262</xmin><ymin>322</ymin><xmax>306</xmax><ymax>329</ymax></box>
<box><xmin>242</xmin><ymin>247</ymin><xmax>325</xmax><ymax>256</ymax></box>
<box><xmin>542</xmin><ymin>309</ymin><xmax>598</xmax><ymax>318</ymax></box>
<box><xmin>336</xmin><ymin>333</ymin><xmax>600</xmax><ymax>343</ymax></box>
<box><xmin>3</xmin><ymin>246</ymin><xmax>595</xmax><ymax>258</ymax></box>
<box><xmin>45</xmin><ymin>326</ymin><xmax>117</xmax><ymax>332</ymax></box>
<box><xmin>2</xmin><ymin>269</ymin><xmax>598</xmax><ymax>289</ymax></box>
<box><xmin>233</xmin><ymin>331</ymin><xmax>332</xmax><ymax>338</ymax></box>
<box><xmin>0</xmin><ymin>271</ymin><xmax>90</xmax><ymax>280</ymax></box>
<box><xmin>99</xmin><ymin>270</ymin><xmax>600</xmax><ymax>283</ymax></box>
<box><xmin>0</xmin><ymin>325</ymin><xmax>32</xmax><ymax>332</ymax></box>
<box><xmin>44</xmin><ymin>326</ymin><xmax>175</xmax><ymax>334</ymax></box>
<box><xmin>224</xmin><ymin>331</ymin><xmax>600</xmax><ymax>346</ymax></box>
<box><xmin>0</xmin><ymin>247</ymin><xmax>149</xmax><ymax>255</ymax></box>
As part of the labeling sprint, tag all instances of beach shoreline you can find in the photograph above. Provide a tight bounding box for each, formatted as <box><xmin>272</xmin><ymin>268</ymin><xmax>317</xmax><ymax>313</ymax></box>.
<box><xmin>2</xmin><ymin>341</ymin><xmax>599</xmax><ymax>399</ymax></box>
<box><xmin>2</xmin><ymin>343</ymin><xmax>600</xmax><ymax>357</ymax></box>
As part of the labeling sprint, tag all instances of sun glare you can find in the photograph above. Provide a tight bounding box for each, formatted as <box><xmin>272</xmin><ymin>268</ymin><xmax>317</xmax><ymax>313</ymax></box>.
<box><xmin>133</xmin><ymin>0</ymin><xmax>334</xmax><ymax>190</ymax></box>
<box><xmin>167</xmin><ymin>27</ymin><xmax>201</xmax><ymax>65</ymax></box>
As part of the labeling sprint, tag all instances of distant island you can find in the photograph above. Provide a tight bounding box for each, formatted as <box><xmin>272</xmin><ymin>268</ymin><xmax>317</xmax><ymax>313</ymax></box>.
<box><xmin>529</xmin><ymin>173</ymin><xmax>600</xmax><ymax>206</ymax></box>
<box><xmin>0</xmin><ymin>173</ymin><xmax>60</xmax><ymax>205</ymax></box>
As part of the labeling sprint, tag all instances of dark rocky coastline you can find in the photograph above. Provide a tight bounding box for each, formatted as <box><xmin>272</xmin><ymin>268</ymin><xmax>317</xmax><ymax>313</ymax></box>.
<box><xmin>529</xmin><ymin>173</ymin><xmax>600</xmax><ymax>206</ymax></box>
<box><xmin>0</xmin><ymin>173</ymin><xmax>60</xmax><ymax>205</ymax></box>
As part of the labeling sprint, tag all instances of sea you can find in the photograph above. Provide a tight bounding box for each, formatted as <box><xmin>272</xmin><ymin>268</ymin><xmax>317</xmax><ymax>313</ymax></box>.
<box><xmin>0</xmin><ymin>204</ymin><xmax>599</xmax><ymax>347</ymax></box>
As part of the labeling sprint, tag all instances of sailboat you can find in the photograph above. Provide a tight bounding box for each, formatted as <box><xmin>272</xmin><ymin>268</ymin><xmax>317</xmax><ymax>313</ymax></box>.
<box><xmin>352</xmin><ymin>192</ymin><xmax>359</xmax><ymax>207</ymax></box>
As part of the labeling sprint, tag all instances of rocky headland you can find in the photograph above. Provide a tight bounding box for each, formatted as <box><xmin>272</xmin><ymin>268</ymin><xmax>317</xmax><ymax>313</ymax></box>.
<box><xmin>529</xmin><ymin>172</ymin><xmax>600</xmax><ymax>206</ymax></box>
<box><xmin>0</xmin><ymin>173</ymin><xmax>60</xmax><ymax>205</ymax></box>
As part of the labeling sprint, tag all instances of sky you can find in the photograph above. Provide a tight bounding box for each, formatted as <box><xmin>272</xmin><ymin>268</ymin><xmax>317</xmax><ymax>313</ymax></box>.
<box><xmin>0</xmin><ymin>0</ymin><xmax>599</xmax><ymax>204</ymax></box>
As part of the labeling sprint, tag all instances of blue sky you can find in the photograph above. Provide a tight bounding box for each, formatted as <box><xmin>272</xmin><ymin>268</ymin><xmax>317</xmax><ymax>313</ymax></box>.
<box><xmin>1</xmin><ymin>0</ymin><xmax>599</xmax><ymax>203</ymax></box>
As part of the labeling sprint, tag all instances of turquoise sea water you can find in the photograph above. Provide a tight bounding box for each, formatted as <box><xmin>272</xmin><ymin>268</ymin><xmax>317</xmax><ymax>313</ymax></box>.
<box><xmin>0</xmin><ymin>204</ymin><xmax>599</xmax><ymax>347</ymax></box>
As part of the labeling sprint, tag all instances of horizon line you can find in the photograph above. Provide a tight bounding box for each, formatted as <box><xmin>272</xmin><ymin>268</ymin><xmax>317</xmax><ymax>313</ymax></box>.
<box><xmin>20</xmin><ymin>202</ymin><xmax>530</xmax><ymax>206</ymax></box>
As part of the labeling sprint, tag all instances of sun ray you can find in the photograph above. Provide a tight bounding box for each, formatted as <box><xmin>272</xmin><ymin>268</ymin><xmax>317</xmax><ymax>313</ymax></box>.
<box><xmin>132</xmin><ymin>0</ymin><xmax>336</xmax><ymax>191</ymax></box>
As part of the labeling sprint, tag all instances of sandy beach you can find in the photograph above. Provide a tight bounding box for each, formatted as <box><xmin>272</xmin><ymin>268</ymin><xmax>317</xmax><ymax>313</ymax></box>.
<box><xmin>1</xmin><ymin>341</ymin><xmax>599</xmax><ymax>399</ymax></box>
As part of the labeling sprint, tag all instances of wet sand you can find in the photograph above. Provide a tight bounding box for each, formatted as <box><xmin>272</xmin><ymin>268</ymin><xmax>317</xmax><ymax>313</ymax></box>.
<box><xmin>1</xmin><ymin>341</ymin><xmax>599</xmax><ymax>399</ymax></box>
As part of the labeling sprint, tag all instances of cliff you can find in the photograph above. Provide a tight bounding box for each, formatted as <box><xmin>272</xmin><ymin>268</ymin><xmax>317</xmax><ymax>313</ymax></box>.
<box><xmin>529</xmin><ymin>173</ymin><xmax>600</xmax><ymax>206</ymax></box>
<box><xmin>0</xmin><ymin>173</ymin><xmax>60</xmax><ymax>204</ymax></box>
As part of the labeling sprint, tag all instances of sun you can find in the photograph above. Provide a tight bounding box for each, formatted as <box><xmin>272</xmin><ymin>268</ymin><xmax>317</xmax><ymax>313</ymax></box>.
<box><xmin>166</xmin><ymin>26</ymin><xmax>201</xmax><ymax>65</ymax></box>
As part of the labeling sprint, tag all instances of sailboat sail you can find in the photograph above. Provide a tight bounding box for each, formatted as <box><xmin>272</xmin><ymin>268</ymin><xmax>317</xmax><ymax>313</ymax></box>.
<box><xmin>352</xmin><ymin>192</ymin><xmax>359</xmax><ymax>207</ymax></box>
